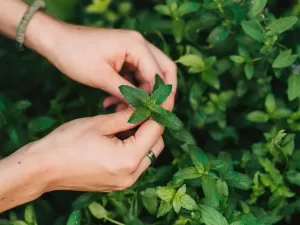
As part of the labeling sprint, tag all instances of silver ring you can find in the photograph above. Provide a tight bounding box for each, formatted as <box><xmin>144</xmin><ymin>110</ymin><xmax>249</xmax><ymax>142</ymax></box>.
<box><xmin>147</xmin><ymin>151</ymin><xmax>156</xmax><ymax>166</ymax></box>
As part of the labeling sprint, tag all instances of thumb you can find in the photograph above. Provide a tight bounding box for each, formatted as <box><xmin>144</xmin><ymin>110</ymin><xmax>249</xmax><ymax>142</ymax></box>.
<box><xmin>97</xmin><ymin>107</ymin><xmax>141</xmax><ymax>135</ymax></box>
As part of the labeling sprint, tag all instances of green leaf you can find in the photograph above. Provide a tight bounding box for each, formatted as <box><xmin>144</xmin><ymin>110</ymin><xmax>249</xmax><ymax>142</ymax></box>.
<box><xmin>249</xmin><ymin>0</ymin><xmax>268</xmax><ymax>17</ymax></box>
<box><xmin>286</xmin><ymin>170</ymin><xmax>300</xmax><ymax>186</ymax></box>
<box><xmin>267</xmin><ymin>16</ymin><xmax>298</xmax><ymax>34</ymax></box>
<box><xmin>180</xmin><ymin>194</ymin><xmax>198</xmax><ymax>210</ymax></box>
<box><xmin>271</xmin><ymin>108</ymin><xmax>292</xmax><ymax>119</ymax></box>
<box><xmin>244</xmin><ymin>62</ymin><xmax>254</xmax><ymax>80</ymax></box>
<box><xmin>28</xmin><ymin>116</ymin><xmax>56</xmax><ymax>133</ymax></box>
<box><xmin>15</xmin><ymin>100</ymin><xmax>31</xmax><ymax>111</ymax></box>
<box><xmin>202</xmin><ymin>69</ymin><xmax>220</xmax><ymax>90</ymax></box>
<box><xmin>229</xmin><ymin>56</ymin><xmax>245</xmax><ymax>64</ymax></box>
<box><xmin>0</xmin><ymin>219</ymin><xmax>12</xmax><ymax>225</ymax></box>
<box><xmin>7</xmin><ymin>127</ymin><xmax>20</xmax><ymax>146</ymax></box>
<box><xmin>174</xmin><ymin>167</ymin><xmax>202</xmax><ymax>180</ymax></box>
<box><xmin>11</xmin><ymin>221</ymin><xmax>27</xmax><ymax>225</ymax></box>
<box><xmin>157</xmin><ymin>201</ymin><xmax>172</xmax><ymax>217</ymax></box>
<box><xmin>72</xmin><ymin>193</ymin><xmax>99</xmax><ymax>210</ymax></box>
<box><xmin>156</xmin><ymin>186</ymin><xmax>176</xmax><ymax>202</ymax></box>
<box><xmin>202</xmin><ymin>176</ymin><xmax>219</xmax><ymax>208</ymax></box>
<box><xmin>24</xmin><ymin>204</ymin><xmax>37</xmax><ymax>225</ymax></box>
<box><xmin>177</xmin><ymin>2</ymin><xmax>200</xmax><ymax>17</ymax></box>
<box><xmin>88</xmin><ymin>202</ymin><xmax>108</xmax><ymax>219</ymax></box>
<box><xmin>238</xmin><ymin>46</ymin><xmax>250</xmax><ymax>60</ymax></box>
<box><xmin>151</xmin><ymin>84</ymin><xmax>172</xmax><ymax>105</ymax></box>
<box><xmin>247</xmin><ymin>111</ymin><xmax>269</xmax><ymax>123</ymax></box>
<box><xmin>151</xmin><ymin>105</ymin><xmax>183</xmax><ymax>130</ymax></box>
<box><xmin>128</xmin><ymin>107</ymin><xmax>151</xmax><ymax>124</ymax></box>
<box><xmin>241</xmin><ymin>20</ymin><xmax>265</xmax><ymax>43</ymax></box>
<box><xmin>176</xmin><ymin>54</ymin><xmax>205</xmax><ymax>69</ymax></box>
<box><xmin>153</xmin><ymin>74</ymin><xmax>165</xmax><ymax>92</ymax></box>
<box><xmin>287</xmin><ymin>74</ymin><xmax>300</xmax><ymax>101</ymax></box>
<box><xmin>224</xmin><ymin>171</ymin><xmax>253</xmax><ymax>190</ymax></box>
<box><xmin>173</xmin><ymin>196</ymin><xmax>182</xmax><ymax>213</ymax></box>
<box><xmin>141</xmin><ymin>188</ymin><xmax>158</xmax><ymax>215</ymax></box>
<box><xmin>154</xmin><ymin>5</ymin><xmax>171</xmax><ymax>16</ymax></box>
<box><xmin>200</xmin><ymin>205</ymin><xmax>228</xmax><ymax>225</ymax></box>
<box><xmin>216</xmin><ymin>179</ymin><xmax>228</xmax><ymax>197</ymax></box>
<box><xmin>172</xmin><ymin>19</ymin><xmax>185</xmax><ymax>43</ymax></box>
<box><xmin>67</xmin><ymin>210</ymin><xmax>81</xmax><ymax>225</ymax></box>
<box><xmin>207</xmin><ymin>26</ymin><xmax>229</xmax><ymax>45</ymax></box>
<box><xmin>119</xmin><ymin>85</ymin><xmax>150</xmax><ymax>108</ymax></box>
<box><xmin>189</xmin><ymin>145</ymin><xmax>209</xmax><ymax>172</ymax></box>
<box><xmin>265</xmin><ymin>93</ymin><xmax>276</xmax><ymax>114</ymax></box>
<box><xmin>272</xmin><ymin>49</ymin><xmax>298</xmax><ymax>69</ymax></box>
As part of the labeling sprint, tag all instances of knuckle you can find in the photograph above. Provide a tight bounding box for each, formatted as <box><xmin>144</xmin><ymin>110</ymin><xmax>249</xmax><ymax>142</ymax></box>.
<box><xmin>118</xmin><ymin>176</ymin><xmax>137</xmax><ymax>190</ymax></box>
<box><xmin>128</xmin><ymin>30</ymin><xmax>145</xmax><ymax>42</ymax></box>
<box><xmin>122</xmin><ymin>157</ymin><xmax>139</xmax><ymax>173</ymax></box>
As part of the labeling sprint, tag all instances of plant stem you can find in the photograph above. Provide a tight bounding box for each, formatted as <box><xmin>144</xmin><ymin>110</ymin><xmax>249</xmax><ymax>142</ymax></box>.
<box><xmin>105</xmin><ymin>217</ymin><xmax>125</xmax><ymax>225</ymax></box>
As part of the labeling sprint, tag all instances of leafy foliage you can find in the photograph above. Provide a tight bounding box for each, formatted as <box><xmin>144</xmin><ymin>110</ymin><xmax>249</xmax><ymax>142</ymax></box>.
<box><xmin>1</xmin><ymin>0</ymin><xmax>300</xmax><ymax>225</ymax></box>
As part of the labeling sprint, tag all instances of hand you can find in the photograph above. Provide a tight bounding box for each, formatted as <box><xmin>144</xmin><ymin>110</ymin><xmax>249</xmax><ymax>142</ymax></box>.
<box><xmin>40</xmin><ymin>23</ymin><xmax>177</xmax><ymax>110</ymax></box>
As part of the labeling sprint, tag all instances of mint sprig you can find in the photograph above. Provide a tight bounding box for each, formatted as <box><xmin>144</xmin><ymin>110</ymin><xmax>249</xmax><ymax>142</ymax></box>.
<box><xmin>119</xmin><ymin>74</ymin><xmax>183</xmax><ymax>130</ymax></box>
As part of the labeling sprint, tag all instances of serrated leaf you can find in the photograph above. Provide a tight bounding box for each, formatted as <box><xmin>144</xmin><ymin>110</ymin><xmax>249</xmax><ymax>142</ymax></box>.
<box><xmin>173</xmin><ymin>196</ymin><xmax>182</xmax><ymax>213</ymax></box>
<box><xmin>88</xmin><ymin>202</ymin><xmax>108</xmax><ymax>219</ymax></box>
<box><xmin>241</xmin><ymin>20</ymin><xmax>265</xmax><ymax>43</ymax></box>
<box><xmin>247</xmin><ymin>111</ymin><xmax>269</xmax><ymax>123</ymax></box>
<box><xmin>157</xmin><ymin>201</ymin><xmax>172</xmax><ymax>217</ymax></box>
<box><xmin>128</xmin><ymin>107</ymin><xmax>151</xmax><ymax>124</ymax></box>
<box><xmin>202</xmin><ymin>176</ymin><xmax>219</xmax><ymax>208</ymax></box>
<box><xmin>151</xmin><ymin>105</ymin><xmax>183</xmax><ymax>130</ymax></box>
<box><xmin>229</xmin><ymin>55</ymin><xmax>245</xmax><ymax>64</ymax></box>
<box><xmin>265</xmin><ymin>93</ymin><xmax>276</xmax><ymax>114</ymax></box>
<box><xmin>267</xmin><ymin>16</ymin><xmax>298</xmax><ymax>34</ymax></box>
<box><xmin>154</xmin><ymin>5</ymin><xmax>171</xmax><ymax>16</ymax></box>
<box><xmin>119</xmin><ymin>85</ymin><xmax>150</xmax><ymax>108</ymax></box>
<box><xmin>156</xmin><ymin>186</ymin><xmax>176</xmax><ymax>202</ymax></box>
<box><xmin>224</xmin><ymin>171</ymin><xmax>253</xmax><ymax>190</ymax></box>
<box><xmin>176</xmin><ymin>54</ymin><xmax>205</xmax><ymax>69</ymax></box>
<box><xmin>153</xmin><ymin>74</ymin><xmax>165</xmax><ymax>92</ymax></box>
<box><xmin>244</xmin><ymin>62</ymin><xmax>254</xmax><ymax>80</ymax></box>
<box><xmin>287</xmin><ymin>74</ymin><xmax>300</xmax><ymax>101</ymax></box>
<box><xmin>272</xmin><ymin>49</ymin><xmax>297</xmax><ymax>69</ymax></box>
<box><xmin>174</xmin><ymin>167</ymin><xmax>202</xmax><ymax>180</ymax></box>
<box><xmin>151</xmin><ymin>84</ymin><xmax>172</xmax><ymax>105</ymax></box>
<box><xmin>141</xmin><ymin>188</ymin><xmax>158</xmax><ymax>215</ymax></box>
<box><xmin>200</xmin><ymin>205</ymin><xmax>228</xmax><ymax>225</ymax></box>
<box><xmin>249</xmin><ymin>0</ymin><xmax>268</xmax><ymax>17</ymax></box>
<box><xmin>180</xmin><ymin>194</ymin><xmax>198</xmax><ymax>210</ymax></box>
<box><xmin>67</xmin><ymin>210</ymin><xmax>81</xmax><ymax>225</ymax></box>
<box><xmin>177</xmin><ymin>2</ymin><xmax>200</xmax><ymax>17</ymax></box>
<box><xmin>189</xmin><ymin>145</ymin><xmax>209</xmax><ymax>172</ymax></box>
<box><xmin>216</xmin><ymin>179</ymin><xmax>228</xmax><ymax>197</ymax></box>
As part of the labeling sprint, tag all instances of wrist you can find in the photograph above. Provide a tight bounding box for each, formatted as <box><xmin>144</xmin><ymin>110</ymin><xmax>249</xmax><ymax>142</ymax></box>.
<box><xmin>0</xmin><ymin>141</ymin><xmax>52</xmax><ymax>212</ymax></box>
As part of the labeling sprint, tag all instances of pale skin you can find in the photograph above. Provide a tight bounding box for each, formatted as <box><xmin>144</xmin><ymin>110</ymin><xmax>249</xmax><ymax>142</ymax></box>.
<box><xmin>0</xmin><ymin>0</ymin><xmax>177</xmax><ymax>213</ymax></box>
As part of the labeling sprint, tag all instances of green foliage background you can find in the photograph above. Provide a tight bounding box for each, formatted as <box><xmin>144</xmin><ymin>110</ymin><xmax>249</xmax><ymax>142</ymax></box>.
<box><xmin>1</xmin><ymin>0</ymin><xmax>300</xmax><ymax>224</ymax></box>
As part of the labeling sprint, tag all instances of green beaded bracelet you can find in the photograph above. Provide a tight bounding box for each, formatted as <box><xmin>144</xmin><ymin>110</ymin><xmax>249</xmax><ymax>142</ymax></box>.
<box><xmin>16</xmin><ymin>0</ymin><xmax>46</xmax><ymax>50</ymax></box>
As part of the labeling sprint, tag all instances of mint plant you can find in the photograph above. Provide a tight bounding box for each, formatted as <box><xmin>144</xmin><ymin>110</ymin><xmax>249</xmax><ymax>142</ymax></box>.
<box><xmin>119</xmin><ymin>75</ymin><xmax>183</xmax><ymax>130</ymax></box>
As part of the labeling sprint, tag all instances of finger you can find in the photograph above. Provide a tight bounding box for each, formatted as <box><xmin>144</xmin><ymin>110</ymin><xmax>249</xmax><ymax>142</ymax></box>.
<box><xmin>116</xmin><ymin>103</ymin><xmax>127</xmax><ymax>112</ymax></box>
<box><xmin>126</xmin><ymin>44</ymin><xmax>164</xmax><ymax>93</ymax></box>
<box><xmin>132</xmin><ymin>137</ymin><xmax>164</xmax><ymax>177</ymax></box>
<box><xmin>148</xmin><ymin>43</ymin><xmax>178</xmax><ymax>92</ymax></box>
<box><xmin>100</xmin><ymin>65</ymin><xmax>137</xmax><ymax>101</ymax></box>
<box><xmin>103</xmin><ymin>96</ymin><xmax>120</xmax><ymax>109</ymax></box>
<box><xmin>96</xmin><ymin>107</ymin><xmax>140</xmax><ymax>135</ymax></box>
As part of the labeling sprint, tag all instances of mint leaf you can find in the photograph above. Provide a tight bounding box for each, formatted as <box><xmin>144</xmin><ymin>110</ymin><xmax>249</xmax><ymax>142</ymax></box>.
<box><xmin>229</xmin><ymin>56</ymin><xmax>245</xmax><ymax>64</ymax></box>
<box><xmin>189</xmin><ymin>145</ymin><xmax>209</xmax><ymax>172</ymax></box>
<box><xmin>177</xmin><ymin>2</ymin><xmax>200</xmax><ymax>17</ymax></box>
<box><xmin>151</xmin><ymin>105</ymin><xmax>183</xmax><ymax>130</ymax></box>
<box><xmin>247</xmin><ymin>111</ymin><xmax>269</xmax><ymax>123</ymax></box>
<box><xmin>200</xmin><ymin>205</ymin><xmax>228</xmax><ymax>225</ymax></box>
<box><xmin>176</xmin><ymin>54</ymin><xmax>205</xmax><ymax>70</ymax></box>
<box><xmin>24</xmin><ymin>205</ymin><xmax>37</xmax><ymax>225</ymax></box>
<box><xmin>173</xmin><ymin>196</ymin><xmax>181</xmax><ymax>213</ymax></box>
<box><xmin>154</xmin><ymin>5</ymin><xmax>171</xmax><ymax>16</ymax></box>
<box><xmin>202</xmin><ymin>175</ymin><xmax>220</xmax><ymax>208</ymax></box>
<box><xmin>244</xmin><ymin>62</ymin><xmax>254</xmax><ymax>80</ymax></box>
<box><xmin>119</xmin><ymin>85</ymin><xmax>150</xmax><ymax>108</ymax></box>
<box><xmin>267</xmin><ymin>16</ymin><xmax>298</xmax><ymax>34</ymax></box>
<box><xmin>180</xmin><ymin>194</ymin><xmax>198</xmax><ymax>210</ymax></box>
<box><xmin>265</xmin><ymin>93</ymin><xmax>276</xmax><ymax>114</ymax></box>
<box><xmin>207</xmin><ymin>25</ymin><xmax>229</xmax><ymax>45</ymax></box>
<box><xmin>128</xmin><ymin>107</ymin><xmax>151</xmax><ymax>124</ymax></box>
<box><xmin>153</xmin><ymin>74</ymin><xmax>165</xmax><ymax>92</ymax></box>
<box><xmin>141</xmin><ymin>188</ymin><xmax>158</xmax><ymax>216</ymax></box>
<box><xmin>151</xmin><ymin>84</ymin><xmax>172</xmax><ymax>105</ymax></box>
<box><xmin>287</xmin><ymin>74</ymin><xmax>300</xmax><ymax>101</ymax></box>
<box><xmin>157</xmin><ymin>201</ymin><xmax>172</xmax><ymax>217</ymax></box>
<box><xmin>156</xmin><ymin>187</ymin><xmax>176</xmax><ymax>202</ymax></box>
<box><xmin>172</xmin><ymin>19</ymin><xmax>185</xmax><ymax>43</ymax></box>
<box><xmin>224</xmin><ymin>171</ymin><xmax>253</xmax><ymax>190</ymax></box>
<box><xmin>174</xmin><ymin>167</ymin><xmax>202</xmax><ymax>180</ymax></box>
<box><xmin>88</xmin><ymin>202</ymin><xmax>108</xmax><ymax>219</ymax></box>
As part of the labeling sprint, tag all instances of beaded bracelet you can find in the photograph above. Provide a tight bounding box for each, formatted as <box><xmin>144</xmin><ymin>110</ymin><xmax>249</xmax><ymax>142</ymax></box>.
<box><xmin>16</xmin><ymin>0</ymin><xmax>46</xmax><ymax>50</ymax></box>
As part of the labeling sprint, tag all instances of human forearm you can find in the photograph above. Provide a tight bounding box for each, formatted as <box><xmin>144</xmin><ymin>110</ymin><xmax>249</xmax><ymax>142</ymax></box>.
<box><xmin>0</xmin><ymin>0</ymin><xmax>65</xmax><ymax>57</ymax></box>
<box><xmin>0</xmin><ymin>142</ymin><xmax>51</xmax><ymax>213</ymax></box>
